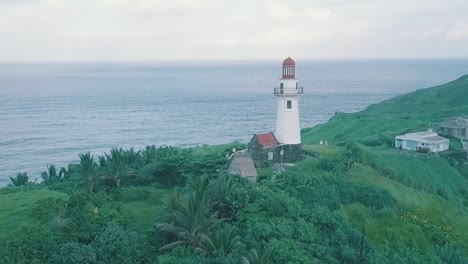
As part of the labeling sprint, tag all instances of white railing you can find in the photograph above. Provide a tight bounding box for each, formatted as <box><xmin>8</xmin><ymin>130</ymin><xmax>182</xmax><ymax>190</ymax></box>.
<box><xmin>273</xmin><ymin>87</ymin><xmax>303</xmax><ymax>95</ymax></box>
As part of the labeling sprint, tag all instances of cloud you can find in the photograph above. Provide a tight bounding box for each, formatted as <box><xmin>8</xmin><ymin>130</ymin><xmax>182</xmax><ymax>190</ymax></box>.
<box><xmin>0</xmin><ymin>0</ymin><xmax>467</xmax><ymax>61</ymax></box>
<box><xmin>446</xmin><ymin>22</ymin><xmax>468</xmax><ymax>40</ymax></box>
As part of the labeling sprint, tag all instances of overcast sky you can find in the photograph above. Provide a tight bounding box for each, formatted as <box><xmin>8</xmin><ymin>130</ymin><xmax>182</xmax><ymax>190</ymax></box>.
<box><xmin>1</xmin><ymin>0</ymin><xmax>468</xmax><ymax>62</ymax></box>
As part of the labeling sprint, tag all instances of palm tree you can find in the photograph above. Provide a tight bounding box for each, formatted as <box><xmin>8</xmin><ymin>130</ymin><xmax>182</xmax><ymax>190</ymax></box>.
<box><xmin>142</xmin><ymin>145</ymin><xmax>157</xmax><ymax>165</ymax></box>
<box><xmin>102</xmin><ymin>147</ymin><xmax>141</xmax><ymax>187</ymax></box>
<box><xmin>9</xmin><ymin>172</ymin><xmax>29</xmax><ymax>187</ymax></box>
<box><xmin>189</xmin><ymin>175</ymin><xmax>210</xmax><ymax>203</ymax></box>
<box><xmin>124</xmin><ymin>147</ymin><xmax>141</xmax><ymax>165</ymax></box>
<box><xmin>242</xmin><ymin>249</ymin><xmax>273</xmax><ymax>264</ymax></box>
<box><xmin>199</xmin><ymin>225</ymin><xmax>244</xmax><ymax>257</ymax></box>
<box><xmin>157</xmin><ymin>176</ymin><xmax>228</xmax><ymax>253</ymax></box>
<box><xmin>98</xmin><ymin>156</ymin><xmax>107</xmax><ymax>167</ymax></box>
<box><xmin>41</xmin><ymin>165</ymin><xmax>60</xmax><ymax>184</ymax></box>
<box><xmin>208</xmin><ymin>174</ymin><xmax>236</xmax><ymax>218</ymax></box>
<box><xmin>59</xmin><ymin>165</ymin><xmax>71</xmax><ymax>180</ymax></box>
<box><xmin>79</xmin><ymin>152</ymin><xmax>97</xmax><ymax>194</ymax></box>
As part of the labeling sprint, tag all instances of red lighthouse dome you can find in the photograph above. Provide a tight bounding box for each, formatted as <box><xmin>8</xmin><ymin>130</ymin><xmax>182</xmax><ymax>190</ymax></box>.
<box><xmin>282</xmin><ymin>57</ymin><xmax>295</xmax><ymax>79</ymax></box>
<box><xmin>282</xmin><ymin>57</ymin><xmax>295</xmax><ymax>66</ymax></box>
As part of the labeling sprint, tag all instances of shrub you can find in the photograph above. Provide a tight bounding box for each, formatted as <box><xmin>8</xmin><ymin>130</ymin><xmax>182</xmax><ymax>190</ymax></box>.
<box><xmin>49</xmin><ymin>242</ymin><xmax>97</xmax><ymax>264</ymax></box>
<box><xmin>91</xmin><ymin>222</ymin><xmax>150</xmax><ymax>264</ymax></box>
<box><xmin>112</xmin><ymin>186</ymin><xmax>150</xmax><ymax>202</ymax></box>
<box><xmin>32</xmin><ymin>197</ymin><xmax>67</xmax><ymax>221</ymax></box>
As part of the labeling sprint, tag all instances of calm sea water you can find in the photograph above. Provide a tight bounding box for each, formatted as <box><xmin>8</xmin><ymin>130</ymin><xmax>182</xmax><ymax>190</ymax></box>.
<box><xmin>1</xmin><ymin>59</ymin><xmax>468</xmax><ymax>186</ymax></box>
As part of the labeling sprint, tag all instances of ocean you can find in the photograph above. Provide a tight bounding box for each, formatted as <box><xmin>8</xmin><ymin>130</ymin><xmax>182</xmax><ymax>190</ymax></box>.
<box><xmin>1</xmin><ymin>59</ymin><xmax>468</xmax><ymax>186</ymax></box>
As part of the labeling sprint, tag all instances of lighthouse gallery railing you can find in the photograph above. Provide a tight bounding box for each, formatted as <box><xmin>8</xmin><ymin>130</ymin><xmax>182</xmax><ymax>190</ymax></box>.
<box><xmin>273</xmin><ymin>87</ymin><xmax>303</xmax><ymax>95</ymax></box>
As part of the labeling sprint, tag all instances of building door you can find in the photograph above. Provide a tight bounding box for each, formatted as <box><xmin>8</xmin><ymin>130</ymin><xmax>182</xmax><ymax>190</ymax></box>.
<box><xmin>406</xmin><ymin>140</ymin><xmax>417</xmax><ymax>151</ymax></box>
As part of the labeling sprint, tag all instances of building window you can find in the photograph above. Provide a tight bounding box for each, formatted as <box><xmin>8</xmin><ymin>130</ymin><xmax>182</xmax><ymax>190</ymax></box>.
<box><xmin>268</xmin><ymin>152</ymin><xmax>273</xmax><ymax>160</ymax></box>
<box><xmin>287</xmin><ymin>100</ymin><xmax>292</xmax><ymax>109</ymax></box>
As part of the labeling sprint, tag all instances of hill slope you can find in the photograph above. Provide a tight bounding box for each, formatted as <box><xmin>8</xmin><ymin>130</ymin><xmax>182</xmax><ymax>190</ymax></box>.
<box><xmin>300</xmin><ymin>75</ymin><xmax>468</xmax><ymax>253</ymax></box>
<box><xmin>302</xmin><ymin>74</ymin><xmax>468</xmax><ymax>145</ymax></box>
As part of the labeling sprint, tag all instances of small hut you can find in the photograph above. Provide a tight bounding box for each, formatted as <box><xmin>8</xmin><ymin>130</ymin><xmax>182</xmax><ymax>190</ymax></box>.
<box><xmin>227</xmin><ymin>151</ymin><xmax>258</xmax><ymax>182</ymax></box>
<box><xmin>248</xmin><ymin>132</ymin><xmax>282</xmax><ymax>168</ymax></box>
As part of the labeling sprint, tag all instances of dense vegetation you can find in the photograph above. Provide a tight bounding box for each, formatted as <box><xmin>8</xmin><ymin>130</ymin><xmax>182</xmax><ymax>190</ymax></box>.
<box><xmin>1</xmin><ymin>76</ymin><xmax>468</xmax><ymax>263</ymax></box>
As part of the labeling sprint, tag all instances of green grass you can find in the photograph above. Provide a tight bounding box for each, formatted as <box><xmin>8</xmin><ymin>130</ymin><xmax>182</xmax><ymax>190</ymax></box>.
<box><xmin>0</xmin><ymin>187</ymin><xmax>69</xmax><ymax>239</ymax></box>
<box><xmin>118</xmin><ymin>186</ymin><xmax>169</xmax><ymax>232</ymax></box>
<box><xmin>350</xmin><ymin>145</ymin><xmax>467</xmax><ymax>201</ymax></box>
<box><xmin>341</xmin><ymin>204</ymin><xmax>433</xmax><ymax>253</ymax></box>
<box><xmin>189</xmin><ymin>142</ymin><xmax>246</xmax><ymax>156</ymax></box>
<box><xmin>343</xmin><ymin>163</ymin><xmax>468</xmax><ymax>251</ymax></box>
<box><xmin>302</xmin><ymin>144</ymin><xmax>343</xmax><ymax>159</ymax></box>
<box><xmin>302</xmin><ymin>75</ymin><xmax>468</xmax><ymax>145</ymax></box>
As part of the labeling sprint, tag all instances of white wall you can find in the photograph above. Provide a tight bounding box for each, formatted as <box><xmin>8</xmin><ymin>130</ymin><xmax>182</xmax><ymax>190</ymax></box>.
<box><xmin>275</xmin><ymin>95</ymin><xmax>301</xmax><ymax>144</ymax></box>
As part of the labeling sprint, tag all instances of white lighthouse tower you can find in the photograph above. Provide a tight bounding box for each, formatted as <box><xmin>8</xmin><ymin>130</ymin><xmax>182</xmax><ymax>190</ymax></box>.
<box><xmin>274</xmin><ymin>57</ymin><xmax>303</xmax><ymax>145</ymax></box>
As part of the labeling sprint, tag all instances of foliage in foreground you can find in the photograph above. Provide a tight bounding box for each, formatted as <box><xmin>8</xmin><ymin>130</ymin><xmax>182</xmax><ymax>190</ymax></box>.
<box><xmin>1</xmin><ymin>140</ymin><xmax>467</xmax><ymax>263</ymax></box>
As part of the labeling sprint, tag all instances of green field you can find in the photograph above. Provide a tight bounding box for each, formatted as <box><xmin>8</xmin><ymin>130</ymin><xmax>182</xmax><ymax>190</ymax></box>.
<box><xmin>0</xmin><ymin>187</ymin><xmax>69</xmax><ymax>239</ymax></box>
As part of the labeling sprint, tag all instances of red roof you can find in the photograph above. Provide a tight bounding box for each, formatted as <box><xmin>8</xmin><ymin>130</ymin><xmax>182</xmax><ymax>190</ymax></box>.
<box><xmin>256</xmin><ymin>132</ymin><xmax>279</xmax><ymax>147</ymax></box>
<box><xmin>282</xmin><ymin>57</ymin><xmax>295</xmax><ymax>66</ymax></box>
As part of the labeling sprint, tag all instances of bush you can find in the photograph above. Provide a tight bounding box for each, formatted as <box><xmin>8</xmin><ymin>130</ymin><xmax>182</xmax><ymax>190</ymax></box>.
<box><xmin>49</xmin><ymin>242</ymin><xmax>97</xmax><ymax>264</ymax></box>
<box><xmin>112</xmin><ymin>186</ymin><xmax>150</xmax><ymax>202</ymax></box>
<box><xmin>3</xmin><ymin>225</ymin><xmax>60</xmax><ymax>263</ymax></box>
<box><xmin>91</xmin><ymin>222</ymin><xmax>150</xmax><ymax>263</ymax></box>
<box><xmin>32</xmin><ymin>197</ymin><xmax>67</xmax><ymax>221</ymax></box>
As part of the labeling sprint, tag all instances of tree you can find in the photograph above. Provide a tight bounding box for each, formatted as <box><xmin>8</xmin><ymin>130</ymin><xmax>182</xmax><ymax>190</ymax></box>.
<box><xmin>49</xmin><ymin>242</ymin><xmax>97</xmax><ymax>264</ymax></box>
<box><xmin>41</xmin><ymin>164</ymin><xmax>64</xmax><ymax>184</ymax></box>
<box><xmin>103</xmin><ymin>148</ymin><xmax>128</xmax><ymax>187</ymax></box>
<box><xmin>101</xmin><ymin>147</ymin><xmax>142</xmax><ymax>187</ymax></box>
<box><xmin>9</xmin><ymin>172</ymin><xmax>28</xmax><ymax>186</ymax></box>
<box><xmin>79</xmin><ymin>152</ymin><xmax>98</xmax><ymax>194</ymax></box>
<box><xmin>157</xmin><ymin>177</ymin><xmax>228</xmax><ymax>254</ymax></box>
<box><xmin>208</xmin><ymin>174</ymin><xmax>236</xmax><ymax>218</ymax></box>
<box><xmin>200</xmin><ymin>225</ymin><xmax>244</xmax><ymax>258</ymax></box>
<box><xmin>91</xmin><ymin>222</ymin><xmax>149</xmax><ymax>264</ymax></box>
<box><xmin>59</xmin><ymin>165</ymin><xmax>73</xmax><ymax>180</ymax></box>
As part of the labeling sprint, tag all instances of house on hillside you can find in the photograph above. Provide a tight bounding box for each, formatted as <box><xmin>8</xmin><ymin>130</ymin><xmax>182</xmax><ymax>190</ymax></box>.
<box><xmin>248</xmin><ymin>132</ymin><xmax>302</xmax><ymax>167</ymax></box>
<box><xmin>439</xmin><ymin>116</ymin><xmax>468</xmax><ymax>139</ymax></box>
<box><xmin>395</xmin><ymin>130</ymin><xmax>449</xmax><ymax>153</ymax></box>
<box><xmin>227</xmin><ymin>151</ymin><xmax>257</xmax><ymax>182</ymax></box>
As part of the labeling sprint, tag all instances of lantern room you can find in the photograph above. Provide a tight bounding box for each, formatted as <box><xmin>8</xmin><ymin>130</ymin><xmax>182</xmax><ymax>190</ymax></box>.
<box><xmin>282</xmin><ymin>57</ymin><xmax>295</xmax><ymax>79</ymax></box>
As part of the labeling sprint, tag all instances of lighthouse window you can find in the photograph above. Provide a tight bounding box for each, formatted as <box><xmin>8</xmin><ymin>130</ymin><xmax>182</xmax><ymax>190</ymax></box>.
<box><xmin>287</xmin><ymin>100</ymin><xmax>292</xmax><ymax>109</ymax></box>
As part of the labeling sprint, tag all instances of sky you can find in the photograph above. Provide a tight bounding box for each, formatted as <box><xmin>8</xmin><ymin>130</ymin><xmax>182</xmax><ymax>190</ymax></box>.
<box><xmin>1</xmin><ymin>0</ymin><xmax>468</xmax><ymax>62</ymax></box>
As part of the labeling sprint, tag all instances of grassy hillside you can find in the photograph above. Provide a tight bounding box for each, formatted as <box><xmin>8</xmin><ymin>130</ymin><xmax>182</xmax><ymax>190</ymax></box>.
<box><xmin>298</xmin><ymin>143</ymin><xmax>468</xmax><ymax>254</ymax></box>
<box><xmin>299</xmin><ymin>76</ymin><xmax>468</xmax><ymax>255</ymax></box>
<box><xmin>0</xmin><ymin>187</ymin><xmax>69</xmax><ymax>239</ymax></box>
<box><xmin>302</xmin><ymin>74</ymin><xmax>468</xmax><ymax>145</ymax></box>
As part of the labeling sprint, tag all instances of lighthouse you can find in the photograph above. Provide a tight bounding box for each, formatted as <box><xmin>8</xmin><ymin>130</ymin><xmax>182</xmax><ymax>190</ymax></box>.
<box><xmin>274</xmin><ymin>57</ymin><xmax>303</xmax><ymax>145</ymax></box>
<box><xmin>246</xmin><ymin>57</ymin><xmax>304</xmax><ymax>168</ymax></box>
